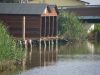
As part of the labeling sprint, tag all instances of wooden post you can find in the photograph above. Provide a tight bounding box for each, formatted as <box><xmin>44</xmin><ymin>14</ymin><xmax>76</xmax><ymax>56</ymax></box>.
<box><xmin>22</xmin><ymin>16</ymin><xmax>25</xmax><ymax>41</ymax></box>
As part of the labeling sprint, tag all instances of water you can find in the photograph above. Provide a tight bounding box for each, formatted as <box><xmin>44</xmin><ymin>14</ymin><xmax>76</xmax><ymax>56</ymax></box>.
<box><xmin>1</xmin><ymin>41</ymin><xmax>100</xmax><ymax>75</ymax></box>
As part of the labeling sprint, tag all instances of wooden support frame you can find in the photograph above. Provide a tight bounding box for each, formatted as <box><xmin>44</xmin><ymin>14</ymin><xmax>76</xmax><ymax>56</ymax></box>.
<box><xmin>22</xmin><ymin>16</ymin><xmax>25</xmax><ymax>40</ymax></box>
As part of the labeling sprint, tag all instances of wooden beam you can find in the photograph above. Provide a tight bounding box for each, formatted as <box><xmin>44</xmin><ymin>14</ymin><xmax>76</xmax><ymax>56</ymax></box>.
<box><xmin>22</xmin><ymin>16</ymin><xmax>25</xmax><ymax>40</ymax></box>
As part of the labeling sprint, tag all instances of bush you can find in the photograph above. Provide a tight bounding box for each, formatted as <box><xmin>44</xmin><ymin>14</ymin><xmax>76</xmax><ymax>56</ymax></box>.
<box><xmin>0</xmin><ymin>22</ymin><xmax>23</xmax><ymax>61</ymax></box>
<box><xmin>94</xmin><ymin>24</ymin><xmax>100</xmax><ymax>33</ymax></box>
<box><xmin>58</xmin><ymin>12</ymin><xmax>86</xmax><ymax>41</ymax></box>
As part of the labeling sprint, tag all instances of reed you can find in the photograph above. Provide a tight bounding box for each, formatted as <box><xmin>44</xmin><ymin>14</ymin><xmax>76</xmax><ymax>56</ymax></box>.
<box><xmin>0</xmin><ymin>22</ymin><xmax>24</xmax><ymax>62</ymax></box>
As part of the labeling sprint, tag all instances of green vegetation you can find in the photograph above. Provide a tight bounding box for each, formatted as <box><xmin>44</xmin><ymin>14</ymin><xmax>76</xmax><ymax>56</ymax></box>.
<box><xmin>88</xmin><ymin>23</ymin><xmax>100</xmax><ymax>40</ymax></box>
<box><xmin>0</xmin><ymin>23</ymin><xmax>23</xmax><ymax>62</ymax></box>
<box><xmin>58</xmin><ymin>12</ymin><xmax>86</xmax><ymax>41</ymax></box>
<box><xmin>94</xmin><ymin>23</ymin><xmax>100</xmax><ymax>33</ymax></box>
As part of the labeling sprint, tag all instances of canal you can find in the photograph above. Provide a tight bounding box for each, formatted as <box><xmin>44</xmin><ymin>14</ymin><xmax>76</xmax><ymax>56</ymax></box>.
<box><xmin>0</xmin><ymin>41</ymin><xmax>100</xmax><ymax>75</ymax></box>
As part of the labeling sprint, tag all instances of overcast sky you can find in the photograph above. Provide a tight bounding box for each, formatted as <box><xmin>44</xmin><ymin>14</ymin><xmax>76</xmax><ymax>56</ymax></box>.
<box><xmin>82</xmin><ymin>0</ymin><xmax>100</xmax><ymax>5</ymax></box>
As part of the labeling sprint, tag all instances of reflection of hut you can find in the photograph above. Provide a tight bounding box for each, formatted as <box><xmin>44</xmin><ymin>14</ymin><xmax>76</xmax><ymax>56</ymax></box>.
<box><xmin>0</xmin><ymin>3</ymin><xmax>59</xmax><ymax>40</ymax></box>
<box><xmin>25</xmin><ymin>47</ymin><xmax>57</xmax><ymax>69</ymax></box>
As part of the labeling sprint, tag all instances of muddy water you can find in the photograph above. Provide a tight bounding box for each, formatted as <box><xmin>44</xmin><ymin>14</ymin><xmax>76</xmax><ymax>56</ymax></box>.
<box><xmin>1</xmin><ymin>41</ymin><xmax>100</xmax><ymax>75</ymax></box>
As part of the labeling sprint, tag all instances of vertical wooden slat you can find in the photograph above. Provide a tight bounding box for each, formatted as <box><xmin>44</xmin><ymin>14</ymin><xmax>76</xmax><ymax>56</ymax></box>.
<box><xmin>22</xmin><ymin>16</ymin><xmax>25</xmax><ymax>40</ymax></box>
<box><xmin>46</xmin><ymin>16</ymin><xmax>49</xmax><ymax>36</ymax></box>
<box><xmin>54</xmin><ymin>16</ymin><xmax>57</xmax><ymax>36</ymax></box>
<box><xmin>50</xmin><ymin>16</ymin><xmax>53</xmax><ymax>36</ymax></box>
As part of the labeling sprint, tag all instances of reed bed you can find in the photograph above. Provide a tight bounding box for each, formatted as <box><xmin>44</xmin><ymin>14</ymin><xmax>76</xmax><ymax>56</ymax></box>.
<box><xmin>0</xmin><ymin>22</ymin><xmax>24</xmax><ymax>62</ymax></box>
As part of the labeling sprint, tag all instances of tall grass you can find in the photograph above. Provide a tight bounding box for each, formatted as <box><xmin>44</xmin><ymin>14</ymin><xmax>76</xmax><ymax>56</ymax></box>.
<box><xmin>0</xmin><ymin>22</ymin><xmax>24</xmax><ymax>62</ymax></box>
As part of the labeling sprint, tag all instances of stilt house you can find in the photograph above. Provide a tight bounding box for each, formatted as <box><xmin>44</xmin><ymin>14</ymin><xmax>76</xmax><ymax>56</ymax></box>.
<box><xmin>0</xmin><ymin>3</ymin><xmax>59</xmax><ymax>40</ymax></box>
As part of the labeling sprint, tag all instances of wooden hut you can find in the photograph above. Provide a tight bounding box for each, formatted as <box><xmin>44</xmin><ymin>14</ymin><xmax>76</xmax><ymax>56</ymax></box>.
<box><xmin>0</xmin><ymin>3</ymin><xmax>59</xmax><ymax>41</ymax></box>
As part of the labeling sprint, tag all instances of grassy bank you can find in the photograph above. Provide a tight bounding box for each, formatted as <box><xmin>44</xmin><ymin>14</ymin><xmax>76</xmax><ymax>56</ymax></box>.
<box><xmin>0</xmin><ymin>23</ymin><xmax>24</xmax><ymax>62</ymax></box>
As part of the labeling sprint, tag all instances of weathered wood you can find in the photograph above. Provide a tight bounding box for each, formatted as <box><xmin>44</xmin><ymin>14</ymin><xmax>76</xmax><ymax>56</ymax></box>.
<box><xmin>46</xmin><ymin>16</ymin><xmax>49</xmax><ymax>36</ymax></box>
<box><xmin>41</xmin><ymin>17</ymin><xmax>45</xmax><ymax>37</ymax></box>
<box><xmin>0</xmin><ymin>5</ymin><xmax>58</xmax><ymax>40</ymax></box>
<box><xmin>22</xmin><ymin>16</ymin><xmax>25</xmax><ymax>41</ymax></box>
<box><xmin>50</xmin><ymin>16</ymin><xmax>53</xmax><ymax>36</ymax></box>
<box><xmin>54</xmin><ymin>16</ymin><xmax>57</xmax><ymax>36</ymax></box>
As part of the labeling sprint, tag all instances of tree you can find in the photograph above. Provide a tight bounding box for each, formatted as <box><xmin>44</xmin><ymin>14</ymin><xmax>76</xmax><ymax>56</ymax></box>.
<box><xmin>58</xmin><ymin>12</ymin><xmax>86</xmax><ymax>41</ymax></box>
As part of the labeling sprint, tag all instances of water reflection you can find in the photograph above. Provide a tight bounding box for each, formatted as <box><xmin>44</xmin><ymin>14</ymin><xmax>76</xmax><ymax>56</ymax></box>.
<box><xmin>58</xmin><ymin>41</ymin><xmax>100</xmax><ymax>61</ymax></box>
<box><xmin>18</xmin><ymin>41</ymin><xmax>100</xmax><ymax>75</ymax></box>
<box><xmin>22</xmin><ymin>44</ymin><xmax>58</xmax><ymax>70</ymax></box>
<box><xmin>58</xmin><ymin>41</ymin><xmax>99</xmax><ymax>55</ymax></box>
<box><xmin>1</xmin><ymin>41</ymin><xmax>100</xmax><ymax>75</ymax></box>
<box><xmin>86</xmin><ymin>41</ymin><xmax>95</xmax><ymax>54</ymax></box>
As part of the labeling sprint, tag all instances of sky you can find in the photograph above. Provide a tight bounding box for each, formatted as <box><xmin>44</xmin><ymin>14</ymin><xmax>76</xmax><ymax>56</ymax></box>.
<box><xmin>81</xmin><ymin>0</ymin><xmax>100</xmax><ymax>5</ymax></box>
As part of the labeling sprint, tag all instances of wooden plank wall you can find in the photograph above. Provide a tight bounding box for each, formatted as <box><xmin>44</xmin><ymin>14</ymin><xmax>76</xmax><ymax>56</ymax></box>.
<box><xmin>0</xmin><ymin>15</ymin><xmax>41</xmax><ymax>39</ymax></box>
<box><xmin>25</xmin><ymin>16</ymin><xmax>40</xmax><ymax>38</ymax></box>
<box><xmin>0</xmin><ymin>15</ymin><xmax>22</xmax><ymax>37</ymax></box>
